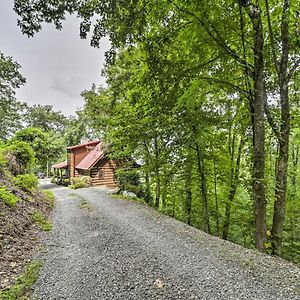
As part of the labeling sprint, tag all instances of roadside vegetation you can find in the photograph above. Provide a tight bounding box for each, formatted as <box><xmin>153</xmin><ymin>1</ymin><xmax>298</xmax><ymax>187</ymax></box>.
<box><xmin>0</xmin><ymin>52</ymin><xmax>57</xmax><ymax>294</ymax></box>
<box><xmin>0</xmin><ymin>140</ymin><xmax>54</xmax><ymax>291</ymax></box>
<box><xmin>0</xmin><ymin>261</ymin><xmax>42</xmax><ymax>300</ymax></box>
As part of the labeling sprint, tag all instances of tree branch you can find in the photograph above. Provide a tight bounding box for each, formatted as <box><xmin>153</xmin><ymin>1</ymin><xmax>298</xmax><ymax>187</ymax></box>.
<box><xmin>168</xmin><ymin>0</ymin><xmax>253</xmax><ymax>71</ymax></box>
<box><xmin>265</xmin><ymin>0</ymin><xmax>280</xmax><ymax>76</ymax></box>
<box><xmin>199</xmin><ymin>77</ymin><xmax>249</xmax><ymax>95</ymax></box>
<box><xmin>287</xmin><ymin>57</ymin><xmax>300</xmax><ymax>80</ymax></box>
<box><xmin>264</xmin><ymin>90</ymin><xmax>280</xmax><ymax>139</ymax></box>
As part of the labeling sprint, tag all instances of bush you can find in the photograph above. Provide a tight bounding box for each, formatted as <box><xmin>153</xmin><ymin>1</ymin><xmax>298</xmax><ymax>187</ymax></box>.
<box><xmin>115</xmin><ymin>168</ymin><xmax>140</xmax><ymax>189</ymax></box>
<box><xmin>5</xmin><ymin>141</ymin><xmax>35</xmax><ymax>175</ymax></box>
<box><xmin>69</xmin><ymin>176</ymin><xmax>91</xmax><ymax>189</ymax></box>
<box><xmin>0</xmin><ymin>150</ymin><xmax>7</xmax><ymax>168</ymax></box>
<box><xmin>61</xmin><ymin>178</ymin><xmax>70</xmax><ymax>186</ymax></box>
<box><xmin>124</xmin><ymin>183</ymin><xmax>143</xmax><ymax>196</ymax></box>
<box><xmin>14</xmin><ymin>174</ymin><xmax>38</xmax><ymax>192</ymax></box>
<box><xmin>50</xmin><ymin>176</ymin><xmax>56</xmax><ymax>184</ymax></box>
<box><xmin>69</xmin><ymin>182</ymin><xmax>86</xmax><ymax>189</ymax></box>
<box><xmin>0</xmin><ymin>186</ymin><xmax>19</xmax><ymax>207</ymax></box>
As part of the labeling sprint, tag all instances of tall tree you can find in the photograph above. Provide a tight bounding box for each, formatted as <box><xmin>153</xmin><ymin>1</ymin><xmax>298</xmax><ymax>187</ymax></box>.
<box><xmin>0</xmin><ymin>51</ymin><xmax>26</xmax><ymax>140</ymax></box>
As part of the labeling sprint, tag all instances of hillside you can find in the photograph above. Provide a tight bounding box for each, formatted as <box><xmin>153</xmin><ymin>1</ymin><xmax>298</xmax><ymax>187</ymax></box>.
<box><xmin>0</xmin><ymin>172</ymin><xmax>53</xmax><ymax>290</ymax></box>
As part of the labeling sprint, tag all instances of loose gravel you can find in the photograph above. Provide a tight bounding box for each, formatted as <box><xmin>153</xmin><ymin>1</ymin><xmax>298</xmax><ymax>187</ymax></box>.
<box><xmin>34</xmin><ymin>181</ymin><xmax>300</xmax><ymax>300</ymax></box>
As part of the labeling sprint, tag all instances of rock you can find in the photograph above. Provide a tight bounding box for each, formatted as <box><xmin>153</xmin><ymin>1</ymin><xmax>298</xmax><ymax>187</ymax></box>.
<box><xmin>111</xmin><ymin>187</ymin><xmax>121</xmax><ymax>194</ymax></box>
<box><xmin>122</xmin><ymin>190</ymin><xmax>137</xmax><ymax>198</ymax></box>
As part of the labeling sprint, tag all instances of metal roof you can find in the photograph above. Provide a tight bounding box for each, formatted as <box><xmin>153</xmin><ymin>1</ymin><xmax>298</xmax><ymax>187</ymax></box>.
<box><xmin>52</xmin><ymin>160</ymin><xmax>68</xmax><ymax>169</ymax></box>
<box><xmin>75</xmin><ymin>141</ymin><xmax>105</xmax><ymax>170</ymax></box>
<box><xmin>67</xmin><ymin>140</ymin><xmax>100</xmax><ymax>150</ymax></box>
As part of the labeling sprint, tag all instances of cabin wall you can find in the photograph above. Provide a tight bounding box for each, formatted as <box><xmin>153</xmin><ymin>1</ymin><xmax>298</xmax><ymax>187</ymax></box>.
<box><xmin>90</xmin><ymin>158</ymin><xmax>118</xmax><ymax>187</ymax></box>
<box><xmin>69</xmin><ymin>146</ymin><xmax>93</xmax><ymax>178</ymax></box>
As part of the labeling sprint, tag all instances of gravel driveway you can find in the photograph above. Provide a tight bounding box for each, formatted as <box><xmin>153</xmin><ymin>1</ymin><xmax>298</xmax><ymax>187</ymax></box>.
<box><xmin>34</xmin><ymin>181</ymin><xmax>300</xmax><ymax>300</ymax></box>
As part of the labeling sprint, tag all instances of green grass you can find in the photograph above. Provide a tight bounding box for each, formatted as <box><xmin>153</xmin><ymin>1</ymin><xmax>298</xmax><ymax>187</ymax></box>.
<box><xmin>0</xmin><ymin>260</ymin><xmax>42</xmax><ymax>300</ymax></box>
<box><xmin>33</xmin><ymin>212</ymin><xmax>52</xmax><ymax>231</ymax></box>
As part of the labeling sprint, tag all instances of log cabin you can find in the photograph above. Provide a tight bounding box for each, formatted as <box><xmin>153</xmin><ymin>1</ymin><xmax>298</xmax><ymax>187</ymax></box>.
<box><xmin>53</xmin><ymin>140</ymin><xmax>119</xmax><ymax>187</ymax></box>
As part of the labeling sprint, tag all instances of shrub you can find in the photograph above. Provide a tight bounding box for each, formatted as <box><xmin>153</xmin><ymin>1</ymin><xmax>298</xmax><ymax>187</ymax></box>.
<box><xmin>69</xmin><ymin>176</ymin><xmax>91</xmax><ymax>189</ymax></box>
<box><xmin>0</xmin><ymin>186</ymin><xmax>19</xmax><ymax>207</ymax></box>
<box><xmin>5</xmin><ymin>141</ymin><xmax>35</xmax><ymax>175</ymax></box>
<box><xmin>14</xmin><ymin>174</ymin><xmax>38</xmax><ymax>192</ymax></box>
<box><xmin>61</xmin><ymin>178</ymin><xmax>70</xmax><ymax>186</ymax></box>
<box><xmin>115</xmin><ymin>168</ymin><xmax>140</xmax><ymax>190</ymax></box>
<box><xmin>69</xmin><ymin>182</ymin><xmax>86</xmax><ymax>189</ymax></box>
<box><xmin>0</xmin><ymin>150</ymin><xmax>7</xmax><ymax>168</ymax></box>
<box><xmin>50</xmin><ymin>176</ymin><xmax>56</xmax><ymax>184</ymax></box>
<box><xmin>124</xmin><ymin>183</ymin><xmax>143</xmax><ymax>196</ymax></box>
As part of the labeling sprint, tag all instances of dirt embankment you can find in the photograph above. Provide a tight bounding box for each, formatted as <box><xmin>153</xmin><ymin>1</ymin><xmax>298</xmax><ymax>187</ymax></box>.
<box><xmin>0</xmin><ymin>178</ymin><xmax>52</xmax><ymax>289</ymax></box>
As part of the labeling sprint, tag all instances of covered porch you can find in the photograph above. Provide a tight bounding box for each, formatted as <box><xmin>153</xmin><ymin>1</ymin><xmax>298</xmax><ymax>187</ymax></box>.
<box><xmin>52</xmin><ymin>160</ymin><xmax>69</xmax><ymax>184</ymax></box>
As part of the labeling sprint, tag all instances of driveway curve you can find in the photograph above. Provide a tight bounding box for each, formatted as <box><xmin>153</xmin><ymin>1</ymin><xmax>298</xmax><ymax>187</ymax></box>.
<box><xmin>34</xmin><ymin>181</ymin><xmax>300</xmax><ymax>300</ymax></box>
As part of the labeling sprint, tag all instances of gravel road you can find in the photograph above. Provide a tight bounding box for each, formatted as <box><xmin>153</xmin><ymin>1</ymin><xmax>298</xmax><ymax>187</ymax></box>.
<box><xmin>34</xmin><ymin>180</ymin><xmax>300</xmax><ymax>300</ymax></box>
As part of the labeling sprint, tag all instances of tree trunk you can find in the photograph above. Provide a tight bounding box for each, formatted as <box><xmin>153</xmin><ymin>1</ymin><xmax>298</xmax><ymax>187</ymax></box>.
<box><xmin>185</xmin><ymin>159</ymin><xmax>193</xmax><ymax>225</ymax></box>
<box><xmin>144</xmin><ymin>154</ymin><xmax>152</xmax><ymax>204</ymax></box>
<box><xmin>154</xmin><ymin>137</ymin><xmax>160</xmax><ymax>208</ymax></box>
<box><xmin>271</xmin><ymin>0</ymin><xmax>291</xmax><ymax>255</ymax></box>
<box><xmin>161</xmin><ymin>175</ymin><xmax>168</xmax><ymax>209</ymax></box>
<box><xmin>213</xmin><ymin>160</ymin><xmax>220</xmax><ymax>236</ymax></box>
<box><xmin>240</xmin><ymin>1</ymin><xmax>267</xmax><ymax>252</ymax></box>
<box><xmin>195</xmin><ymin>140</ymin><xmax>211</xmax><ymax>234</ymax></box>
<box><xmin>222</xmin><ymin>133</ymin><xmax>245</xmax><ymax>240</ymax></box>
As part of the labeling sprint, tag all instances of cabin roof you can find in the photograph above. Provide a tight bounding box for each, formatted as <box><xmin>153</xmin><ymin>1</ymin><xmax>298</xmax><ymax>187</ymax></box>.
<box><xmin>52</xmin><ymin>160</ymin><xmax>68</xmax><ymax>169</ymax></box>
<box><xmin>67</xmin><ymin>139</ymin><xmax>100</xmax><ymax>151</ymax></box>
<box><xmin>75</xmin><ymin>141</ymin><xmax>105</xmax><ymax>170</ymax></box>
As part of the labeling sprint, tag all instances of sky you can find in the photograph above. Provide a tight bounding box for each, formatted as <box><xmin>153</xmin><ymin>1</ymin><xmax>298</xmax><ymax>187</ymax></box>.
<box><xmin>0</xmin><ymin>1</ymin><xmax>110</xmax><ymax>116</ymax></box>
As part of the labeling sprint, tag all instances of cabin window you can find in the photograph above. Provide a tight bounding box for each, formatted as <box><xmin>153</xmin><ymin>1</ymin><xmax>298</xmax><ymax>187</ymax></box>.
<box><xmin>98</xmin><ymin>169</ymin><xmax>104</xmax><ymax>179</ymax></box>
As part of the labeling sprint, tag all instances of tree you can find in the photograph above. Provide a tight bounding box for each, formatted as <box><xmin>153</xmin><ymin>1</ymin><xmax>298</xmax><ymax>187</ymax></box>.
<box><xmin>13</xmin><ymin>0</ymin><xmax>300</xmax><ymax>259</ymax></box>
<box><xmin>0</xmin><ymin>99</ymin><xmax>27</xmax><ymax>141</ymax></box>
<box><xmin>24</xmin><ymin>104</ymin><xmax>68</xmax><ymax>133</ymax></box>
<box><xmin>0</xmin><ymin>51</ymin><xmax>25</xmax><ymax>99</ymax></box>
<box><xmin>0</xmin><ymin>51</ymin><xmax>26</xmax><ymax>140</ymax></box>
<box><xmin>12</xmin><ymin>127</ymin><xmax>64</xmax><ymax>175</ymax></box>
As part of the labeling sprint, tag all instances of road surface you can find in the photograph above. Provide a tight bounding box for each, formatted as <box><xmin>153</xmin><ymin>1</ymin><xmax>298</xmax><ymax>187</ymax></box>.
<box><xmin>34</xmin><ymin>180</ymin><xmax>300</xmax><ymax>299</ymax></box>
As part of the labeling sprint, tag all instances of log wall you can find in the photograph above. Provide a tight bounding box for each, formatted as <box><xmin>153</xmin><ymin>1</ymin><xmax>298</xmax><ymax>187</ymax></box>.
<box><xmin>90</xmin><ymin>158</ymin><xmax>118</xmax><ymax>187</ymax></box>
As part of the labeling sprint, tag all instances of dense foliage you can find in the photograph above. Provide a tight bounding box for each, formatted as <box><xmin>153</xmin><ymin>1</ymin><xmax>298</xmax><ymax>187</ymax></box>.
<box><xmin>11</xmin><ymin>0</ymin><xmax>300</xmax><ymax>263</ymax></box>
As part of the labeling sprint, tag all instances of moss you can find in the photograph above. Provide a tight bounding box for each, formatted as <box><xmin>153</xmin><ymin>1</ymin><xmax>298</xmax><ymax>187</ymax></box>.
<box><xmin>0</xmin><ymin>260</ymin><xmax>42</xmax><ymax>300</ymax></box>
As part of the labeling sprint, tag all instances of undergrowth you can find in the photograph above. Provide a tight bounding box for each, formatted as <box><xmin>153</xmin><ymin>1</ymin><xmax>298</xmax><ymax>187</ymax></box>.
<box><xmin>0</xmin><ymin>187</ymin><xmax>19</xmax><ymax>207</ymax></box>
<box><xmin>0</xmin><ymin>260</ymin><xmax>42</xmax><ymax>300</ymax></box>
<box><xmin>33</xmin><ymin>212</ymin><xmax>52</xmax><ymax>231</ymax></box>
<box><xmin>42</xmin><ymin>190</ymin><xmax>55</xmax><ymax>208</ymax></box>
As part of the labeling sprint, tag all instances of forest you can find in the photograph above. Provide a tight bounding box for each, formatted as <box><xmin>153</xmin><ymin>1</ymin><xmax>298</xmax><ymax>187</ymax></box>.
<box><xmin>1</xmin><ymin>0</ymin><xmax>299</xmax><ymax>265</ymax></box>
